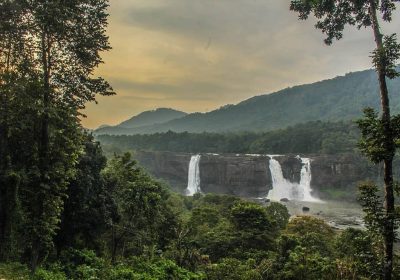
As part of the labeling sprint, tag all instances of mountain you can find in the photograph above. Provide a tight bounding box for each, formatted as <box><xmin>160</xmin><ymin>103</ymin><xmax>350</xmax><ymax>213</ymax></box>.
<box><xmin>97</xmin><ymin>124</ymin><xmax>111</xmax><ymax>129</ymax></box>
<box><xmin>95</xmin><ymin>68</ymin><xmax>400</xmax><ymax>135</ymax></box>
<box><xmin>95</xmin><ymin>108</ymin><xmax>187</xmax><ymax>135</ymax></box>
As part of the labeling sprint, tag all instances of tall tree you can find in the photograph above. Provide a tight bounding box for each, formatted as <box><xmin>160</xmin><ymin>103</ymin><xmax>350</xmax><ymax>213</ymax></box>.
<box><xmin>0</xmin><ymin>0</ymin><xmax>32</xmax><ymax>260</ymax></box>
<box><xmin>55</xmin><ymin>134</ymin><xmax>109</xmax><ymax>254</ymax></box>
<box><xmin>0</xmin><ymin>0</ymin><xmax>114</xmax><ymax>270</ymax></box>
<box><xmin>25</xmin><ymin>0</ymin><xmax>114</xmax><ymax>270</ymax></box>
<box><xmin>102</xmin><ymin>153</ymin><xmax>170</xmax><ymax>263</ymax></box>
<box><xmin>290</xmin><ymin>1</ymin><xmax>400</xmax><ymax>279</ymax></box>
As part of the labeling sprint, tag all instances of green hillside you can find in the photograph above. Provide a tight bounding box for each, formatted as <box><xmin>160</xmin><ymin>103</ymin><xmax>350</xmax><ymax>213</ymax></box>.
<box><xmin>97</xmin><ymin>121</ymin><xmax>359</xmax><ymax>156</ymax></box>
<box><xmin>95</xmin><ymin>108</ymin><xmax>187</xmax><ymax>134</ymax></box>
<box><xmin>96</xmin><ymin>68</ymin><xmax>400</xmax><ymax>135</ymax></box>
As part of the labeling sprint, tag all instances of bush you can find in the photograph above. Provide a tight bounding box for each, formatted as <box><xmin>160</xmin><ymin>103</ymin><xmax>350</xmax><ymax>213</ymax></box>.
<box><xmin>204</xmin><ymin>258</ymin><xmax>261</xmax><ymax>280</ymax></box>
<box><xmin>108</xmin><ymin>266</ymin><xmax>147</xmax><ymax>280</ymax></box>
<box><xmin>59</xmin><ymin>249</ymin><xmax>107</xmax><ymax>279</ymax></box>
<box><xmin>123</xmin><ymin>258</ymin><xmax>203</xmax><ymax>280</ymax></box>
<box><xmin>33</xmin><ymin>268</ymin><xmax>66</xmax><ymax>280</ymax></box>
<box><xmin>0</xmin><ymin>263</ymin><xmax>30</xmax><ymax>279</ymax></box>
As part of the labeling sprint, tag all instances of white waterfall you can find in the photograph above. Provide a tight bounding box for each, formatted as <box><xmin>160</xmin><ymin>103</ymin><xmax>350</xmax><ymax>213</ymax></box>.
<box><xmin>267</xmin><ymin>158</ymin><xmax>293</xmax><ymax>200</ymax></box>
<box><xmin>267</xmin><ymin>155</ymin><xmax>320</xmax><ymax>202</ymax></box>
<box><xmin>300</xmin><ymin>158</ymin><xmax>319</xmax><ymax>201</ymax></box>
<box><xmin>186</xmin><ymin>154</ymin><xmax>201</xmax><ymax>196</ymax></box>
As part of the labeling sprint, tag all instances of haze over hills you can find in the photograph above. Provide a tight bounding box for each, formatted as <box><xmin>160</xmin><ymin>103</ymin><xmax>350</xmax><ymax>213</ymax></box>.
<box><xmin>95</xmin><ymin>108</ymin><xmax>187</xmax><ymax>135</ymax></box>
<box><xmin>95</xmin><ymin>68</ymin><xmax>400</xmax><ymax>135</ymax></box>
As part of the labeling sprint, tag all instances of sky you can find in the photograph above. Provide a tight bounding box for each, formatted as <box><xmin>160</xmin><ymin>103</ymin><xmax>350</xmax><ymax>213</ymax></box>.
<box><xmin>82</xmin><ymin>0</ymin><xmax>400</xmax><ymax>129</ymax></box>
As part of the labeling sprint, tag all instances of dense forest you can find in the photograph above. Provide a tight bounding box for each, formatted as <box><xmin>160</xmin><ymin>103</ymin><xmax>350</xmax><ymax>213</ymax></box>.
<box><xmin>1</xmin><ymin>140</ymin><xmax>399</xmax><ymax>279</ymax></box>
<box><xmin>97</xmin><ymin>121</ymin><xmax>360</xmax><ymax>156</ymax></box>
<box><xmin>2</xmin><ymin>0</ymin><xmax>400</xmax><ymax>279</ymax></box>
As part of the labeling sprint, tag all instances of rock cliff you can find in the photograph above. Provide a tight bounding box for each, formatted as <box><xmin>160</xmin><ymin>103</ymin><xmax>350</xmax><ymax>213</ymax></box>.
<box><xmin>199</xmin><ymin>154</ymin><xmax>271</xmax><ymax>197</ymax></box>
<box><xmin>133</xmin><ymin>151</ymin><xmax>382</xmax><ymax>200</ymax></box>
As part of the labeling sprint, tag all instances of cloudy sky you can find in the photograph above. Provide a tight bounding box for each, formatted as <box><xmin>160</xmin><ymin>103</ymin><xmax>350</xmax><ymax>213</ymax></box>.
<box><xmin>82</xmin><ymin>0</ymin><xmax>400</xmax><ymax>128</ymax></box>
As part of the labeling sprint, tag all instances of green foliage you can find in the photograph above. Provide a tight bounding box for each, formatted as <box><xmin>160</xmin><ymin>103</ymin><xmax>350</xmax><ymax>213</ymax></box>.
<box><xmin>280</xmin><ymin>246</ymin><xmax>335</xmax><ymax>280</ymax></box>
<box><xmin>167</xmin><ymin>196</ymin><xmax>282</xmax><ymax>265</ymax></box>
<box><xmin>358</xmin><ymin>182</ymin><xmax>387</xmax><ymax>235</ymax></box>
<box><xmin>357</xmin><ymin>108</ymin><xmax>397</xmax><ymax>163</ymax></box>
<box><xmin>0</xmin><ymin>262</ymin><xmax>30</xmax><ymax>279</ymax></box>
<box><xmin>59</xmin><ymin>249</ymin><xmax>106</xmax><ymax>280</ymax></box>
<box><xmin>3</xmin><ymin>1</ymin><xmax>400</xmax><ymax>277</ymax></box>
<box><xmin>98</xmin><ymin>121</ymin><xmax>360</xmax><ymax>155</ymax></box>
<box><xmin>290</xmin><ymin>2</ymin><xmax>400</xmax><ymax>278</ymax></box>
<box><xmin>95</xmin><ymin>66</ymin><xmax>400</xmax><ymax>136</ymax></box>
<box><xmin>263</xmin><ymin>234</ymin><xmax>335</xmax><ymax>280</ymax></box>
<box><xmin>120</xmin><ymin>258</ymin><xmax>203</xmax><ymax>280</ymax></box>
<box><xmin>284</xmin><ymin>216</ymin><xmax>335</xmax><ymax>260</ymax></box>
<box><xmin>286</xmin><ymin>216</ymin><xmax>334</xmax><ymax>238</ymax></box>
<box><xmin>230</xmin><ymin>202</ymin><xmax>273</xmax><ymax>231</ymax></box>
<box><xmin>204</xmin><ymin>258</ymin><xmax>261</xmax><ymax>280</ymax></box>
<box><xmin>107</xmin><ymin>266</ymin><xmax>142</xmax><ymax>280</ymax></box>
<box><xmin>102</xmin><ymin>152</ymin><xmax>176</xmax><ymax>261</ymax></box>
<box><xmin>0</xmin><ymin>0</ymin><xmax>114</xmax><ymax>269</ymax></box>
<box><xmin>116</xmin><ymin>108</ymin><xmax>187</xmax><ymax>130</ymax></box>
<box><xmin>265</xmin><ymin>202</ymin><xmax>290</xmax><ymax>230</ymax></box>
<box><xmin>33</xmin><ymin>268</ymin><xmax>66</xmax><ymax>280</ymax></box>
<box><xmin>56</xmin><ymin>135</ymin><xmax>109</xmax><ymax>252</ymax></box>
<box><xmin>290</xmin><ymin>0</ymin><xmax>398</xmax><ymax>46</ymax></box>
<box><xmin>49</xmin><ymin>257</ymin><xmax>202</xmax><ymax>280</ymax></box>
<box><xmin>189</xmin><ymin>206</ymin><xmax>220</xmax><ymax>229</ymax></box>
<box><xmin>335</xmin><ymin>228</ymin><xmax>383</xmax><ymax>279</ymax></box>
<box><xmin>372</xmin><ymin>34</ymin><xmax>400</xmax><ymax>79</ymax></box>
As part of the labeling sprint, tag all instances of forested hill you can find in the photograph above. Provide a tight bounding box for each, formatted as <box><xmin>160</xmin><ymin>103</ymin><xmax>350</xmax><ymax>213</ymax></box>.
<box><xmin>95</xmin><ymin>108</ymin><xmax>187</xmax><ymax>135</ymax></box>
<box><xmin>95</xmin><ymin>68</ymin><xmax>400</xmax><ymax>135</ymax></box>
<box><xmin>97</xmin><ymin>121</ymin><xmax>359</xmax><ymax>156</ymax></box>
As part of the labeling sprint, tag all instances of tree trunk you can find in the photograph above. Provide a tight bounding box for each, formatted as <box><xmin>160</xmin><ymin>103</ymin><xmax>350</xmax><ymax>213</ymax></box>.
<box><xmin>0</xmin><ymin>102</ymin><xmax>7</xmax><ymax>259</ymax></box>
<box><xmin>30</xmin><ymin>242</ymin><xmax>40</xmax><ymax>274</ymax></box>
<box><xmin>0</xmin><ymin>43</ymin><xmax>13</xmax><ymax>261</ymax></box>
<box><xmin>30</xmin><ymin>30</ymin><xmax>51</xmax><ymax>272</ymax></box>
<box><xmin>369</xmin><ymin>1</ymin><xmax>395</xmax><ymax>279</ymax></box>
<box><xmin>111</xmin><ymin>225</ymin><xmax>118</xmax><ymax>264</ymax></box>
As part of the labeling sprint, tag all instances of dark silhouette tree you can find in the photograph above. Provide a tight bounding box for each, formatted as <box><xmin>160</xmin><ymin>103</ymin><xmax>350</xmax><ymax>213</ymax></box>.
<box><xmin>0</xmin><ymin>0</ymin><xmax>114</xmax><ymax>270</ymax></box>
<box><xmin>290</xmin><ymin>1</ymin><xmax>400</xmax><ymax>279</ymax></box>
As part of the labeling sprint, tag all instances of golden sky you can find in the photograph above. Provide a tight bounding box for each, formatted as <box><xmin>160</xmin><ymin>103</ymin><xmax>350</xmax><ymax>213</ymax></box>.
<box><xmin>82</xmin><ymin>0</ymin><xmax>400</xmax><ymax>129</ymax></box>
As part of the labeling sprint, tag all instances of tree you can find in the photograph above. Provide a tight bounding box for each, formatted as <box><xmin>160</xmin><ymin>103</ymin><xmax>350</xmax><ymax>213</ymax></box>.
<box><xmin>335</xmin><ymin>227</ymin><xmax>382</xmax><ymax>279</ymax></box>
<box><xmin>290</xmin><ymin>1</ymin><xmax>400</xmax><ymax>278</ymax></box>
<box><xmin>230</xmin><ymin>202</ymin><xmax>273</xmax><ymax>232</ymax></box>
<box><xmin>204</xmin><ymin>258</ymin><xmax>262</xmax><ymax>280</ymax></box>
<box><xmin>265</xmin><ymin>202</ymin><xmax>290</xmax><ymax>230</ymax></box>
<box><xmin>0</xmin><ymin>0</ymin><xmax>31</xmax><ymax>261</ymax></box>
<box><xmin>228</xmin><ymin>202</ymin><xmax>277</xmax><ymax>259</ymax></box>
<box><xmin>55</xmin><ymin>134</ymin><xmax>109</xmax><ymax>254</ymax></box>
<box><xmin>24</xmin><ymin>0</ymin><xmax>114</xmax><ymax>270</ymax></box>
<box><xmin>102</xmin><ymin>153</ymin><xmax>171</xmax><ymax>263</ymax></box>
<box><xmin>0</xmin><ymin>0</ymin><xmax>114</xmax><ymax>270</ymax></box>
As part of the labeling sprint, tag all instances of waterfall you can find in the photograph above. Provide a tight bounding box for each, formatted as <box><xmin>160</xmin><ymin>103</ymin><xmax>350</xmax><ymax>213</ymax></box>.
<box><xmin>186</xmin><ymin>154</ymin><xmax>201</xmax><ymax>196</ymax></box>
<box><xmin>267</xmin><ymin>155</ymin><xmax>320</xmax><ymax>202</ymax></box>
<box><xmin>267</xmin><ymin>157</ymin><xmax>293</xmax><ymax>201</ymax></box>
<box><xmin>300</xmin><ymin>158</ymin><xmax>319</xmax><ymax>201</ymax></box>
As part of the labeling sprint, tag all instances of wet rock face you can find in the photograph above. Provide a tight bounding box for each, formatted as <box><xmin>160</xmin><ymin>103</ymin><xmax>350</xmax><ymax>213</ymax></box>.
<box><xmin>310</xmin><ymin>154</ymin><xmax>377</xmax><ymax>193</ymax></box>
<box><xmin>199</xmin><ymin>154</ymin><xmax>271</xmax><ymax>197</ymax></box>
<box><xmin>134</xmin><ymin>152</ymin><xmax>271</xmax><ymax>197</ymax></box>
<box><xmin>274</xmin><ymin>156</ymin><xmax>302</xmax><ymax>183</ymax></box>
<box><xmin>133</xmin><ymin>151</ymin><xmax>382</xmax><ymax>199</ymax></box>
<box><xmin>134</xmin><ymin>151</ymin><xmax>191</xmax><ymax>193</ymax></box>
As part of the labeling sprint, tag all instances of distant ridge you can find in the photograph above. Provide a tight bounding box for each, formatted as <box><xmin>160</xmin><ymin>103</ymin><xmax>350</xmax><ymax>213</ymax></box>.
<box><xmin>95</xmin><ymin>68</ymin><xmax>400</xmax><ymax>135</ymax></box>
<box><xmin>95</xmin><ymin>108</ymin><xmax>187</xmax><ymax>135</ymax></box>
<box><xmin>97</xmin><ymin>124</ymin><xmax>110</xmax><ymax>129</ymax></box>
